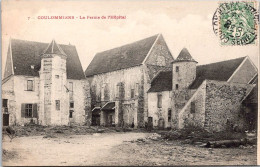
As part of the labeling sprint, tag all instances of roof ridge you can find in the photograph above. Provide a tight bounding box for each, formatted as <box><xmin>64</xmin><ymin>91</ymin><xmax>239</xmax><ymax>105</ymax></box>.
<box><xmin>95</xmin><ymin>34</ymin><xmax>159</xmax><ymax>56</ymax></box>
<box><xmin>11</xmin><ymin>38</ymin><xmax>74</xmax><ymax>47</ymax></box>
<box><xmin>197</xmin><ymin>56</ymin><xmax>246</xmax><ymax>67</ymax></box>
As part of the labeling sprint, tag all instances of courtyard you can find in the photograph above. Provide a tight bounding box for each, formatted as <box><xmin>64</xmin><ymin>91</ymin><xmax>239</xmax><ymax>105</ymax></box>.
<box><xmin>2</xmin><ymin>126</ymin><xmax>257</xmax><ymax>166</ymax></box>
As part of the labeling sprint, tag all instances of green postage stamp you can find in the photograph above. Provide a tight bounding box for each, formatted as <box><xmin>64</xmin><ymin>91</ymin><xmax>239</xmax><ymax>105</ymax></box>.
<box><xmin>212</xmin><ymin>1</ymin><xmax>259</xmax><ymax>46</ymax></box>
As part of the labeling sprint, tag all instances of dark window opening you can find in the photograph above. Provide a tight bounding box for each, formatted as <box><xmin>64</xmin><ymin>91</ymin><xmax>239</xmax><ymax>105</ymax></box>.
<box><xmin>168</xmin><ymin>109</ymin><xmax>172</xmax><ymax>122</ymax></box>
<box><xmin>157</xmin><ymin>94</ymin><xmax>162</xmax><ymax>108</ymax></box>
<box><xmin>176</xmin><ymin>66</ymin><xmax>179</xmax><ymax>72</ymax></box>
<box><xmin>56</xmin><ymin>100</ymin><xmax>60</xmax><ymax>110</ymax></box>
<box><xmin>27</xmin><ymin>80</ymin><xmax>33</xmax><ymax>91</ymax></box>
<box><xmin>55</xmin><ymin>75</ymin><xmax>59</xmax><ymax>79</ymax></box>
<box><xmin>69</xmin><ymin>110</ymin><xmax>73</xmax><ymax>118</ymax></box>
<box><xmin>176</xmin><ymin>84</ymin><xmax>179</xmax><ymax>90</ymax></box>
<box><xmin>25</xmin><ymin>104</ymin><xmax>33</xmax><ymax>118</ymax></box>
<box><xmin>191</xmin><ymin>102</ymin><xmax>195</xmax><ymax>113</ymax></box>
<box><xmin>70</xmin><ymin>102</ymin><xmax>74</xmax><ymax>108</ymax></box>
<box><xmin>2</xmin><ymin>99</ymin><xmax>8</xmax><ymax>108</ymax></box>
<box><xmin>131</xmin><ymin>89</ymin><xmax>135</xmax><ymax>98</ymax></box>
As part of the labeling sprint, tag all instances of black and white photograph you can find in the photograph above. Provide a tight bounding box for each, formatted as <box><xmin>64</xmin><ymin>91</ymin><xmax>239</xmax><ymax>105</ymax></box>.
<box><xmin>1</xmin><ymin>0</ymin><xmax>259</xmax><ymax>166</ymax></box>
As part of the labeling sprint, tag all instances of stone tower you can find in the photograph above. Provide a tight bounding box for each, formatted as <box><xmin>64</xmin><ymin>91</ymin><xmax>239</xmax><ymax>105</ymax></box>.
<box><xmin>39</xmin><ymin>40</ymin><xmax>69</xmax><ymax>125</ymax></box>
<box><xmin>172</xmin><ymin>48</ymin><xmax>197</xmax><ymax>91</ymax></box>
<box><xmin>171</xmin><ymin>48</ymin><xmax>197</xmax><ymax>129</ymax></box>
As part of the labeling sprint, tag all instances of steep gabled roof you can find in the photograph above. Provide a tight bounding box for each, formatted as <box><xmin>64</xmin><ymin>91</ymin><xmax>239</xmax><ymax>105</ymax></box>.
<box><xmin>9</xmin><ymin>39</ymin><xmax>85</xmax><ymax>80</ymax></box>
<box><xmin>172</xmin><ymin>48</ymin><xmax>197</xmax><ymax>63</ymax></box>
<box><xmin>189</xmin><ymin>57</ymin><xmax>246</xmax><ymax>89</ymax></box>
<box><xmin>43</xmin><ymin>40</ymin><xmax>66</xmax><ymax>56</ymax></box>
<box><xmin>148</xmin><ymin>71</ymin><xmax>172</xmax><ymax>92</ymax></box>
<box><xmin>85</xmin><ymin>34</ymin><xmax>159</xmax><ymax>77</ymax></box>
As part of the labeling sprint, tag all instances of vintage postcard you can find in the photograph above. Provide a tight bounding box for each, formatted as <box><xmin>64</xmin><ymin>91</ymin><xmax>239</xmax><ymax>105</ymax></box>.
<box><xmin>1</xmin><ymin>0</ymin><xmax>259</xmax><ymax>166</ymax></box>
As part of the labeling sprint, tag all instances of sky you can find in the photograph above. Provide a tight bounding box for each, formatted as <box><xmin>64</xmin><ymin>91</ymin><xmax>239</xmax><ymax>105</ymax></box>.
<box><xmin>1</xmin><ymin>0</ymin><xmax>259</xmax><ymax>75</ymax></box>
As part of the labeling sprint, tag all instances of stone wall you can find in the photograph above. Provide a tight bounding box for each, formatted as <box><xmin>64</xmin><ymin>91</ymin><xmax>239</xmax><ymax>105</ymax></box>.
<box><xmin>67</xmin><ymin>79</ymin><xmax>89</xmax><ymax>125</ymax></box>
<box><xmin>205</xmin><ymin>80</ymin><xmax>254</xmax><ymax>132</ymax></box>
<box><xmin>148</xmin><ymin>91</ymin><xmax>172</xmax><ymax>128</ymax></box>
<box><xmin>144</xmin><ymin>34</ymin><xmax>174</xmax><ymax>68</ymax></box>
<box><xmin>2</xmin><ymin>76</ymin><xmax>16</xmax><ymax>125</ymax></box>
<box><xmin>88</xmin><ymin>66</ymin><xmax>143</xmax><ymax>127</ymax></box>
<box><xmin>172</xmin><ymin>61</ymin><xmax>196</xmax><ymax>90</ymax></box>
<box><xmin>177</xmin><ymin>81</ymin><xmax>206</xmax><ymax>129</ymax></box>
<box><xmin>13</xmin><ymin>76</ymin><xmax>40</xmax><ymax>125</ymax></box>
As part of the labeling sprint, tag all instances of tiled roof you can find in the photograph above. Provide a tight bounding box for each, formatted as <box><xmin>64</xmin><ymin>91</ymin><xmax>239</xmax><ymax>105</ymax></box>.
<box><xmin>10</xmin><ymin>39</ymin><xmax>85</xmax><ymax>80</ymax></box>
<box><xmin>85</xmin><ymin>34</ymin><xmax>159</xmax><ymax>77</ymax></box>
<box><xmin>189</xmin><ymin>57</ymin><xmax>246</xmax><ymax>89</ymax></box>
<box><xmin>148</xmin><ymin>71</ymin><xmax>172</xmax><ymax>92</ymax></box>
<box><xmin>172</xmin><ymin>48</ymin><xmax>197</xmax><ymax>63</ymax></box>
<box><xmin>148</xmin><ymin>56</ymin><xmax>247</xmax><ymax>92</ymax></box>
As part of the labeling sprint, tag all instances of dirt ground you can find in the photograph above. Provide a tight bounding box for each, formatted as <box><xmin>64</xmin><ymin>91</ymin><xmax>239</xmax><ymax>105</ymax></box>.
<box><xmin>2</xmin><ymin>131</ymin><xmax>257</xmax><ymax>166</ymax></box>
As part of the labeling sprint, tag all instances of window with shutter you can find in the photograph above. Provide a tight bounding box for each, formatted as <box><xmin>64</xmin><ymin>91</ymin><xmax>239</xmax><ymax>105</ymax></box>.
<box><xmin>21</xmin><ymin>103</ymin><xmax>25</xmax><ymax>118</ymax></box>
<box><xmin>33</xmin><ymin>103</ymin><xmax>38</xmax><ymax>118</ymax></box>
<box><xmin>157</xmin><ymin>94</ymin><xmax>162</xmax><ymax>108</ymax></box>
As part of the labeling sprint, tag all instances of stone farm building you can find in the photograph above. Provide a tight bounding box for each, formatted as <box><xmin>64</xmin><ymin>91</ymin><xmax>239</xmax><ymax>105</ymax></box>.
<box><xmin>85</xmin><ymin>34</ymin><xmax>174</xmax><ymax>127</ymax></box>
<box><xmin>2</xmin><ymin>39</ymin><xmax>91</xmax><ymax>126</ymax></box>
<box><xmin>148</xmin><ymin>48</ymin><xmax>258</xmax><ymax>132</ymax></box>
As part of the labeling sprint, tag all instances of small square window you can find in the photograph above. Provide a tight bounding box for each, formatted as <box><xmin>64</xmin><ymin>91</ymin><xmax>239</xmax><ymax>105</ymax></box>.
<box><xmin>131</xmin><ymin>89</ymin><xmax>135</xmax><ymax>98</ymax></box>
<box><xmin>176</xmin><ymin>66</ymin><xmax>179</xmax><ymax>72</ymax></box>
<box><xmin>168</xmin><ymin>109</ymin><xmax>172</xmax><ymax>122</ymax></box>
<box><xmin>70</xmin><ymin>102</ymin><xmax>74</xmax><ymax>108</ymax></box>
<box><xmin>55</xmin><ymin>75</ymin><xmax>59</xmax><ymax>79</ymax></box>
<box><xmin>176</xmin><ymin>84</ymin><xmax>179</xmax><ymax>90</ymax></box>
<box><xmin>27</xmin><ymin>80</ymin><xmax>33</xmax><ymax>91</ymax></box>
<box><xmin>56</xmin><ymin>100</ymin><xmax>60</xmax><ymax>110</ymax></box>
<box><xmin>69</xmin><ymin>110</ymin><xmax>73</xmax><ymax>118</ymax></box>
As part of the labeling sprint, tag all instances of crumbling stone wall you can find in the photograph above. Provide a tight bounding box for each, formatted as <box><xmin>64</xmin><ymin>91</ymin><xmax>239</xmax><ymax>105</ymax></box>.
<box><xmin>172</xmin><ymin>88</ymin><xmax>195</xmax><ymax>129</ymax></box>
<box><xmin>177</xmin><ymin>81</ymin><xmax>206</xmax><ymax>129</ymax></box>
<box><xmin>2</xmin><ymin>76</ymin><xmax>16</xmax><ymax>125</ymax></box>
<box><xmin>205</xmin><ymin>80</ymin><xmax>254</xmax><ymax>132</ymax></box>
<box><xmin>144</xmin><ymin>34</ymin><xmax>174</xmax><ymax>68</ymax></box>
